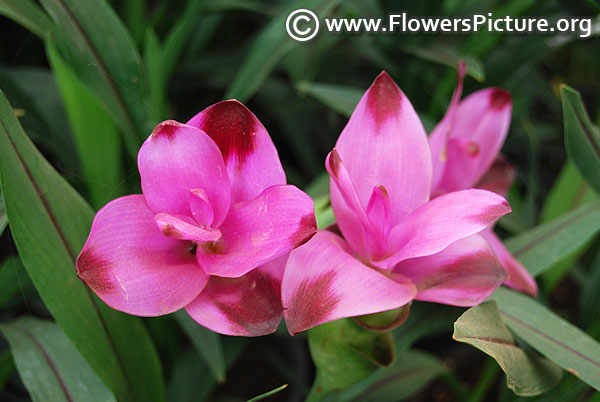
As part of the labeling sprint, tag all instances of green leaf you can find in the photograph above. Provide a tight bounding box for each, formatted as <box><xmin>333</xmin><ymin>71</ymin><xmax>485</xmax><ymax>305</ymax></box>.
<box><xmin>162</xmin><ymin>0</ymin><xmax>211</xmax><ymax>81</ymax></box>
<box><xmin>454</xmin><ymin>301</ymin><xmax>562</xmax><ymax>396</ymax></box>
<box><xmin>539</xmin><ymin>162</ymin><xmax>597</xmax><ymax>290</ymax></box>
<box><xmin>143</xmin><ymin>28</ymin><xmax>168</xmax><ymax>121</ymax></box>
<box><xmin>490</xmin><ymin>287</ymin><xmax>600</xmax><ymax>391</ymax></box>
<box><xmin>39</xmin><ymin>0</ymin><xmax>154</xmax><ymax>156</ymax></box>
<box><xmin>174</xmin><ymin>310</ymin><xmax>226</xmax><ymax>383</ymax></box>
<box><xmin>0</xmin><ymin>66</ymin><xmax>80</xmax><ymax>174</ymax></box>
<box><xmin>226</xmin><ymin>0</ymin><xmax>343</xmax><ymax>102</ymax></box>
<box><xmin>334</xmin><ymin>349</ymin><xmax>447</xmax><ymax>402</ymax></box>
<box><xmin>0</xmin><ymin>317</ymin><xmax>117</xmax><ymax>402</ymax></box>
<box><xmin>306</xmin><ymin>318</ymin><xmax>395</xmax><ymax>401</ymax></box>
<box><xmin>561</xmin><ymin>85</ymin><xmax>600</xmax><ymax>194</ymax></box>
<box><xmin>0</xmin><ymin>256</ymin><xmax>34</xmax><ymax>308</ymax></box>
<box><xmin>246</xmin><ymin>384</ymin><xmax>288</xmax><ymax>402</ymax></box>
<box><xmin>0</xmin><ymin>89</ymin><xmax>165</xmax><ymax>402</ymax></box>
<box><xmin>401</xmin><ymin>43</ymin><xmax>485</xmax><ymax>82</ymax></box>
<box><xmin>296</xmin><ymin>81</ymin><xmax>363</xmax><ymax>118</ymax></box>
<box><xmin>0</xmin><ymin>0</ymin><xmax>54</xmax><ymax>39</ymax></box>
<box><xmin>47</xmin><ymin>42</ymin><xmax>123</xmax><ymax>209</ymax></box>
<box><xmin>505</xmin><ymin>200</ymin><xmax>600</xmax><ymax>277</ymax></box>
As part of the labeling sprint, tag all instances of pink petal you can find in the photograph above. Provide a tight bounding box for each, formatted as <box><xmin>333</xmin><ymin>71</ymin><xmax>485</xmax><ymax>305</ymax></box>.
<box><xmin>76</xmin><ymin>195</ymin><xmax>208</xmax><ymax>316</ymax></box>
<box><xmin>434</xmin><ymin>88</ymin><xmax>513</xmax><ymax>193</ymax></box>
<box><xmin>326</xmin><ymin>149</ymin><xmax>384</xmax><ymax>260</ymax></box>
<box><xmin>282</xmin><ymin>231</ymin><xmax>417</xmax><ymax>335</ymax></box>
<box><xmin>197</xmin><ymin>185</ymin><xmax>317</xmax><ymax>278</ymax></box>
<box><xmin>395</xmin><ymin>234</ymin><xmax>508</xmax><ymax>306</ymax></box>
<box><xmin>185</xmin><ymin>255</ymin><xmax>286</xmax><ymax>336</ymax></box>
<box><xmin>154</xmin><ymin>213</ymin><xmax>222</xmax><ymax>242</ymax></box>
<box><xmin>479</xmin><ymin>229</ymin><xmax>538</xmax><ymax>297</ymax></box>
<box><xmin>365</xmin><ymin>185</ymin><xmax>392</xmax><ymax>240</ymax></box>
<box><xmin>476</xmin><ymin>156</ymin><xmax>516</xmax><ymax>198</ymax></box>
<box><xmin>430</xmin><ymin>62</ymin><xmax>467</xmax><ymax>191</ymax></box>
<box><xmin>334</xmin><ymin>71</ymin><xmax>432</xmax><ymax>225</ymax></box>
<box><xmin>189</xmin><ymin>188</ymin><xmax>214</xmax><ymax>227</ymax></box>
<box><xmin>433</xmin><ymin>137</ymin><xmax>482</xmax><ymax>193</ymax></box>
<box><xmin>187</xmin><ymin>100</ymin><xmax>286</xmax><ymax>204</ymax></box>
<box><xmin>138</xmin><ymin>120</ymin><xmax>231</xmax><ymax>226</ymax></box>
<box><xmin>375</xmin><ymin>189</ymin><xmax>511</xmax><ymax>269</ymax></box>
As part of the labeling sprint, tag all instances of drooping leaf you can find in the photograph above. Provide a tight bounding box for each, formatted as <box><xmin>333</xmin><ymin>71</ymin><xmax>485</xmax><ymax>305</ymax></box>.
<box><xmin>0</xmin><ymin>191</ymin><xmax>6</xmax><ymax>237</ymax></box>
<box><xmin>561</xmin><ymin>85</ymin><xmax>600</xmax><ymax>194</ymax></box>
<box><xmin>490</xmin><ymin>287</ymin><xmax>600</xmax><ymax>391</ymax></box>
<box><xmin>0</xmin><ymin>317</ymin><xmax>117</xmax><ymax>402</ymax></box>
<box><xmin>39</xmin><ymin>0</ymin><xmax>154</xmax><ymax>156</ymax></box>
<box><xmin>174</xmin><ymin>310</ymin><xmax>226</xmax><ymax>384</ymax></box>
<box><xmin>0</xmin><ymin>350</ymin><xmax>14</xmax><ymax>390</ymax></box>
<box><xmin>454</xmin><ymin>301</ymin><xmax>562</xmax><ymax>396</ymax></box>
<box><xmin>47</xmin><ymin>42</ymin><xmax>123</xmax><ymax>209</ymax></box>
<box><xmin>505</xmin><ymin>200</ymin><xmax>600</xmax><ymax>277</ymax></box>
<box><xmin>306</xmin><ymin>318</ymin><xmax>395</xmax><ymax>401</ymax></box>
<box><xmin>0</xmin><ymin>89</ymin><xmax>165</xmax><ymax>402</ymax></box>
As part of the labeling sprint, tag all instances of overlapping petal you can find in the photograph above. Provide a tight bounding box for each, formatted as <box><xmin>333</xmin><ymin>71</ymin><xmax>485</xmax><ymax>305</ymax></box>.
<box><xmin>476</xmin><ymin>156</ymin><xmax>516</xmax><ymax>198</ymax></box>
<box><xmin>334</xmin><ymin>72</ymin><xmax>432</xmax><ymax>225</ymax></box>
<box><xmin>375</xmin><ymin>189</ymin><xmax>511</xmax><ymax>269</ymax></box>
<box><xmin>432</xmin><ymin>87</ymin><xmax>513</xmax><ymax>194</ymax></box>
<box><xmin>185</xmin><ymin>255</ymin><xmax>286</xmax><ymax>337</ymax></box>
<box><xmin>282</xmin><ymin>231</ymin><xmax>417</xmax><ymax>335</ymax></box>
<box><xmin>197</xmin><ymin>185</ymin><xmax>317</xmax><ymax>278</ymax></box>
<box><xmin>138</xmin><ymin>120</ymin><xmax>231</xmax><ymax>226</ymax></box>
<box><xmin>395</xmin><ymin>235</ymin><xmax>507</xmax><ymax>306</ymax></box>
<box><xmin>479</xmin><ymin>229</ymin><xmax>538</xmax><ymax>297</ymax></box>
<box><xmin>187</xmin><ymin>100</ymin><xmax>286</xmax><ymax>204</ymax></box>
<box><xmin>76</xmin><ymin>195</ymin><xmax>208</xmax><ymax>316</ymax></box>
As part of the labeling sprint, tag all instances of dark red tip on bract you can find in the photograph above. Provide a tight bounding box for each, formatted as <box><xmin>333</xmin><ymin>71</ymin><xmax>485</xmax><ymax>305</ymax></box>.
<box><xmin>198</xmin><ymin>100</ymin><xmax>258</xmax><ymax>162</ymax></box>
<box><xmin>489</xmin><ymin>89</ymin><xmax>511</xmax><ymax>110</ymax></box>
<box><xmin>76</xmin><ymin>248</ymin><xmax>115</xmax><ymax>292</ymax></box>
<box><xmin>151</xmin><ymin>120</ymin><xmax>184</xmax><ymax>140</ymax></box>
<box><xmin>327</xmin><ymin>149</ymin><xmax>342</xmax><ymax>179</ymax></box>
<box><xmin>285</xmin><ymin>271</ymin><xmax>340</xmax><ymax>335</ymax></box>
<box><xmin>365</xmin><ymin>71</ymin><xmax>402</xmax><ymax>131</ymax></box>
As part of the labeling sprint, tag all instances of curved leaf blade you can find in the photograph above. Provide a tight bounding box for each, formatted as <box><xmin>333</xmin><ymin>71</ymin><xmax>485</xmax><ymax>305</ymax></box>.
<box><xmin>454</xmin><ymin>301</ymin><xmax>561</xmax><ymax>396</ymax></box>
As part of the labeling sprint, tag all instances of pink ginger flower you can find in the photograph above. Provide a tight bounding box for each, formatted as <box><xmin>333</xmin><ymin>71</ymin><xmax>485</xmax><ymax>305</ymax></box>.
<box><xmin>76</xmin><ymin>100</ymin><xmax>317</xmax><ymax>336</ymax></box>
<box><xmin>282</xmin><ymin>72</ymin><xmax>511</xmax><ymax>335</ymax></box>
<box><xmin>429</xmin><ymin>62</ymin><xmax>538</xmax><ymax>297</ymax></box>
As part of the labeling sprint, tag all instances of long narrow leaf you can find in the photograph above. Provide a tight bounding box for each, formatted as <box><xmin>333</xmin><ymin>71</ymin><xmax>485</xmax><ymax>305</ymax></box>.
<box><xmin>505</xmin><ymin>200</ymin><xmax>600</xmax><ymax>277</ymax></box>
<box><xmin>0</xmin><ymin>90</ymin><xmax>165</xmax><ymax>402</ymax></box>
<box><xmin>491</xmin><ymin>287</ymin><xmax>600</xmax><ymax>391</ymax></box>
<box><xmin>0</xmin><ymin>317</ymin><xmax>117</xmax><ymax>402</ymax></box>
<box><xmin>561</xmin><ymin>85</ymin><xmax>600</xmax><ymax>194</ymax></box>
<box><xmin>39</xmin><ymin>0</ymin><xmax>154</xmax><ymax>156</ymax></box>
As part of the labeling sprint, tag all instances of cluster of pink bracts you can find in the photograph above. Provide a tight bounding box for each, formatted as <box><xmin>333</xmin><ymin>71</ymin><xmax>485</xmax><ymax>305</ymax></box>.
<box><xmin>76</xmin><ymin>65</ymin><xmax>537</xmax><ymax>337</ymax></box>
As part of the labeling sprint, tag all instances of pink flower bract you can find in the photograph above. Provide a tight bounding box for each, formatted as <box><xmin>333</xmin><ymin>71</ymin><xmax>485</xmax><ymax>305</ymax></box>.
<box><xmin>76</xmin><ymin>100</ymin><xmax>317</xmax><ymax>336</ymax></box>
<box><xmin>282</xmin><ymin>72</ymin><xmax>511</xmax><ymax>335</ymax></box>
<box><xmin>429</xmin><ymin>62</ymin><xmax>538</xmax><ymax>297</ymax></box>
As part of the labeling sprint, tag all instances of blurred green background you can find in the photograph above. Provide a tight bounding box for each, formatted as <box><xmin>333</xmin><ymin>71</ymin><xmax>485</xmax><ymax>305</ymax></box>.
<box><xmin>0</xmin><ymin>0</ymin><xmax>599</xmax><ymax>401</ymax></box>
